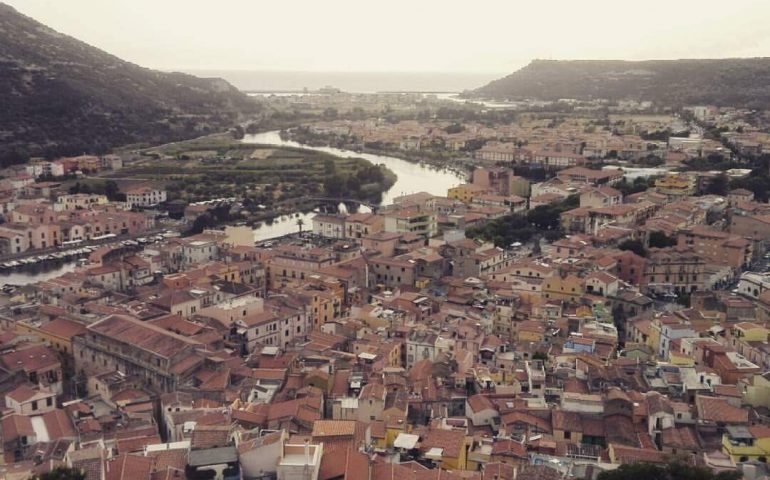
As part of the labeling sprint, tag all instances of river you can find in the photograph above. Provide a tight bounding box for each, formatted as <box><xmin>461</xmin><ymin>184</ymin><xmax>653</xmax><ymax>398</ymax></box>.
<box><xmin>3</xmin><ymin>133</ymin><xmax>466</xmax><ymax>284</ymax></box>
<box><xmin>0</xmin><ymin>262</ymin><xmax>77</xmax><ymax>287</ymax></box>
<box><xmin>241</xmin><ymin>131</ymin><xmax>467</xmax><ymax>240</ymax></box>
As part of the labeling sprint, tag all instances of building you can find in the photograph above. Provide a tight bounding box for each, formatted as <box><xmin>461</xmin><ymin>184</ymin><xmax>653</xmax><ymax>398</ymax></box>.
<box><xmin>383</xmin><ymin>208</ymin><xmax>437</xmax><ymax>239</ymax></box>
<box><xmin>556</xmin><ymin>167</ymin><xmax>623</xmax><ymax>186</ymax></box>
<box><xmin>125</xmin><ymin>186</ymin><xmax>167</xmax><ymax>207</ymax></box>
<box><xmin>579</xmin><ymin>187</ymin><xmax>622</xmax><ymax>209</ymax></box>
<box><xmin>472</xmin><ymin>167</ymin><xmax>529</xmax><ymax>197</ymax></box>
<box><xmin>447</xmin><ymin>184</ymin><xmax>490</xmax><ymax>204</ymax></box>
<box><xmin>73</xmin><ymin>314</ymin><xmax>204</xmax><ymax>392</ymax></box>
<box><xmin>655</xmin><ymin>174</ymin><xmax>696</xmax><ymax>198</ymax></box>
<box><xmin>312</xmin><ymin>214</ymin><xmax>346</xmax><ymax>239</ymax></box>
<box><xmin>643</xmin><ymin>248</ymin><xmax>705</xmax><ymax>296</ymax></box>
<box><xmin>678</xmin><ymin>226</ymin><xmax>752</xmax><ymax>271</ymax></box>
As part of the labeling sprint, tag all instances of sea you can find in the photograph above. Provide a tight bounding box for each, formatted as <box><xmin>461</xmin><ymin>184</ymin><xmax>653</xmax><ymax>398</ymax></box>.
<box><xmin>182</xmin><ymin>70</ymin><xmax>504</xmax><ymax>93</ymax></box>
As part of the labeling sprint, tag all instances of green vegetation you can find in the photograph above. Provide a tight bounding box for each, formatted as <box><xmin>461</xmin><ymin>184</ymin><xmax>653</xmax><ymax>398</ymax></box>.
<box><xmin>128</xmin><ymin>137</ymin><xmax>394</xmax><ymax>205</ymax></box>
<box><xmin>619</xmin><ymin>239</ymin><xmax>647</xmax><ymax>257</ymax></box>
<box><xmin>597</xmin><ymin>460</ymin><xmax>741</xmax><ymax>480</ymax></box>
<box><xmin>730</xmin><ymin>160</ymin><xmax>770</xmax><ymax>202</ymax></box>
<box><xmin>706</xmin><ymin>173</ymin><xmax>730</xmax><ymax>196</ymax></box>
<box><xmin>0</xmin><ymin>4</ymin><xmax>259</xmax><ymax>166</ymax></box>
<box><xmin>444</xmin><ymin>123</ymin><xmax>465</xmax><ymax>134</ymax></box>
<box><xmin>69</xmin><ymin>180</ymin><xmax>125</xmax><ymax>202</ymax></box>
<box><xmin>683</xmin><ymin>153</ymin><xmax>739</xmax><ymax>171</ymax></box>
<box><xmin>31</xmin><ymin>467</ymin><xmax>86</xmax><ymax>480</ymax></box>
<box><xmin>475</xmin><ymin>58</ymin><xmax>770</xmax><ymax>109</ymax></box>
<box><xmin>615</xmin><ymin>176</ymin><xmax>658</xmax><ymax>197</ymax></box>
<box><xmin>466</xmin><ymin>195</ymin><xmax>578</xmax><ymax>247</ymax></box>
<box><xmin>189</xmin><ymin>204</ymin><xmax>240</xmax><ymax>234</ymax></box>
<box><xmin>648</xmin><ymin>231</ymin><xmax>678</xmax><ymax>249</ymax></box>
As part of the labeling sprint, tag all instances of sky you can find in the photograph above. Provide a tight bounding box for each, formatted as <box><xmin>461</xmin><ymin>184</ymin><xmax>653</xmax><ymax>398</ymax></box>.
<box><xmin>6</xmin><ymin>0</ymin><xmax>770</xmax><ymax>74</ymax></box>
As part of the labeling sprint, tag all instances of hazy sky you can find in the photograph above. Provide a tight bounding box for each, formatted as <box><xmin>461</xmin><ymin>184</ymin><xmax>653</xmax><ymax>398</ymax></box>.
<box><xmin>6</xmin><ymin>0</ymin><xmax>770</xmax><ymax>73</ymax></box>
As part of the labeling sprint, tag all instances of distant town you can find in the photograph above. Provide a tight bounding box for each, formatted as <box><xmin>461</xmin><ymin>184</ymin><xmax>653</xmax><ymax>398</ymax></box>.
<box><xmin>4</xmin><ymin>87</ymin><xmax>770</xmax><ymax>480</ymax></box>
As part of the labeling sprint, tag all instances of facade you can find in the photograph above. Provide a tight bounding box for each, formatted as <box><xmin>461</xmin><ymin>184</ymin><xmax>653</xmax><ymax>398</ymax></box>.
<box><xmin>383</xmin><ymin>209</ymin><xmax>437</xmax><ymax>238</ymax></box>
<box><xmin>643</xmin><ymin>248</ymin><xmax>706</xmax><ymax>295</ymax></box>
<box><xmin>312</xmin><ymin>214</ymin><xmax>346</xmax><ymax>239</ymax></box>
<box><xmin>125</xmin><ymin>186</ymin><xmax>167</xmax><ymax>207</ymax></box>
<box><xmin>73</xmin><ymin>314</ymin><xmax>203</xmax><ymax>393</ymax></box>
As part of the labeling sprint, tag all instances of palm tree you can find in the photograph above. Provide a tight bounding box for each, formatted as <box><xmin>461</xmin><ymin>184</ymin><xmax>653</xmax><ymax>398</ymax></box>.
<box><xmin>296</xmin><ymin>218</ymin><xmax>304</xmax><ymax>234</ymax></box>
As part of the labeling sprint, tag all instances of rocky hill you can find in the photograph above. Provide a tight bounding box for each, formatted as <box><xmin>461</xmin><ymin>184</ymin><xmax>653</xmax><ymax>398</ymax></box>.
<box><xmin>473</xmin><ymin>58</ymin><xmax>770</xmax><ymax>109</ymax></box>
<box><xmin>0</xmin><ymin>3</ymin><xmax>260</xmax><ymax>165</ymax></box>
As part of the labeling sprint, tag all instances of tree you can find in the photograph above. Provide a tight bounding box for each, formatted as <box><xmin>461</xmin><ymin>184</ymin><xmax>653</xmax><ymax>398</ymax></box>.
<box><xmin>31</xmin><ymin>467</ymin><xmax>86</xmax><ymax>480</ymax></box>
<box><xmin>296</xmin><ymin>218</ymin><xmax>304</xmax><ymax>234</ymax></box>
<box><xmin>104</xmin><ymin>180</ymin><xmax>123</xmax><ymax>201</ymax></box>
<box><xmin>619</xmin><ymin>239</ymin><xmax>646</xmax><ymax>257</ymax></box>
<box><xmin>444</xmin><ymin>123</ymin><xmax>465</xmax><ymax>134</ymax></box>
<box><xmin>322</xmin><ymin>107</ymin><xmax>338</xmax><ymax>120</ymax></box>
<box><xmin>596</xmin><ymin>460</ymin><xmax>741</xmax><ymax>480</ymax></box>
<box><xmin>532</xmin><ymin>351</ymin><xmax>548</xmax><ymax>361</ymax></box>
<box><xmin>648</xmin><ymin>231</ymin><xmax>677</xmax><ymax>249</ymax></box>
<box><xmin>706</xmin><ymin>173</ymin><xmax>729</xmax><ymax>196</ymax></box>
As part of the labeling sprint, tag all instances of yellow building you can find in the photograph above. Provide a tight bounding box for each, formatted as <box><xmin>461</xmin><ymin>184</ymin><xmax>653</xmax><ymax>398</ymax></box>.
<box><xmin>741</xmin><ymin>374</ymin><xmax>770</xmax><ymax>409</ymax></box>
<box><xmin>655</xmin><ymin>173</ymin><xmax>696</xmax><ymax>197</ymax></box>
<box><xmin>421</xmin><ymin>428</ymin><xmax>470</xmax><ymax>470</ymax></box>
<box><xmin>723</xmin><ymin>425</ymin><xmax>770</xmax><ymax>463</ymax></box>
<box><xmin>385</xmin><ymin>419</ymin><xmax>411</xmax><ymax>449</ymax></box>
<box><xmin>543</xmin><ymin>274</ymin><xmax>583</xmax><ymax>301</ymax></box>
<box><xmin>668</xmin><ymin>350</ymin><xmax>695</xmax><ymax>366</ymax></box>
<box><xmin>732</xmin><ymin>322</ymin><xmax>770</xmax><ymax>342</ymax></box>
<box><xmin>16</xmin><ymin>318</ymin><xmax>86</xmax><ymax>356</ymax></box>
<box><xmin>448</xmin><ymin>183</ymin><xmax>489</xmax><ymax>203</ymax></box>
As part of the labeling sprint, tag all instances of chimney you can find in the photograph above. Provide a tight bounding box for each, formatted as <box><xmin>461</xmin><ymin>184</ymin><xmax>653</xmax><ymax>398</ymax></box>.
<box><xmin>304</xmin><ymin>439</ymin><xmax>310</xmax><ymax>465</ymax></box>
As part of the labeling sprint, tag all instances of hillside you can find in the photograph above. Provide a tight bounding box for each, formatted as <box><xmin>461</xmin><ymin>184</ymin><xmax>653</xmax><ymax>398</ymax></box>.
<box><xmin>473</xmin><ymin>58</ymin><xmax>770</xmax><ymax>108</ymax></box>
<box><xmin>0</xmin><ymin>3</ymin><xmax>260</xmax><ymax>166</ymax></box>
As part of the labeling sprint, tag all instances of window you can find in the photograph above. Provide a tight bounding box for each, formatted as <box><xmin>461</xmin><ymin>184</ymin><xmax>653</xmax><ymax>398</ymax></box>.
<box><xmin>32</xmin><ymin>401</ymin><xmax>38</xmax><ymax>411</ymax></box>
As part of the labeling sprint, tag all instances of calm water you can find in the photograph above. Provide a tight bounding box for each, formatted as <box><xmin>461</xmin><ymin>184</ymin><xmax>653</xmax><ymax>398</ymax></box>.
<box><xmin>242</xmin><ymin>131</ymin><xmax>465</xmax><ymax>204</ymax></box>
<box><xmin>185</xmin><ymin>70</ymin><xmax>503</xmax><ymax>93</ymax></box>
<box><xmin>241</xmin><ymin>131</ymin><xmax>467</xmax><ymax>239</ymax></box>
<box><xmin>0</xmin><ymin>262</ymin><xmax>77</xmax><ymax>286</ymax></box>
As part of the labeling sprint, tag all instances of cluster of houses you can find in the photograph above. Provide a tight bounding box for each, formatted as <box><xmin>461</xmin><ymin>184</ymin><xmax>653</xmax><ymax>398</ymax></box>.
<box><xmin>301</xmin><ymin>109</ymin><xmax>756</xmax><ymax>168</ymax></box>
<box><xmin>4</xmin><ymin>150</ymin><xmax>770</xmax><ymax>480</ymax></box>
<box><xmin>23</xmin><ymin>155</ymin><xmax>123</xmax><ymax>179</ymax></box>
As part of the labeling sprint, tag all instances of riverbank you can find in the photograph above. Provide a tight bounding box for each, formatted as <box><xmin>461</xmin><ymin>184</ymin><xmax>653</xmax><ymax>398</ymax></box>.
<box><xmin>239</xmin><ymin>131</ymin><xmax>467</xmax><ymax>239</ymax></box>
<box><xmin>280</xmin><ymin>127</ymin><xmax>473</xmax><ymax>179</ymax></box>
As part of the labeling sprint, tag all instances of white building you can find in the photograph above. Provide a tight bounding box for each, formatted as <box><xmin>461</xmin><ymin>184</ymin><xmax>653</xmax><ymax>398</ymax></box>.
<box><xmin>312</xmin><ymin>214</ymin><xmax>345</xmax><ymax>239</ymax></box>
<box><xmin>125</xmin><ymin>186</ymin><xmax>167</xmax><ymax>207</ymax></box>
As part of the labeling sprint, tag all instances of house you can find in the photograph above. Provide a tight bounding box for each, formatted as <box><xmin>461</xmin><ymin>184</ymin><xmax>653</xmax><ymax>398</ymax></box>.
<box><xmin>238</xmin><ymin>430</ymin><xmax>287</xmax><ymax>480</ymax></box>
<box><xmin>679</xmin><ymin>226</ymin><xmax>753</xmax><ymax>271</ymax></box>
<box><xmin>313</xmin><ymin>214</ymin><xmax>346</xmax><ymax>239</ymax></box>
<box><xmin>448</xmin><ymin>183</ymin><xmax>491</xmax><ymax>204</ymax></box>
<box><xmin>383</xmin><ymin>208</ymin><xmax>437</xmax><ymax>239</ymax></box>
<box><xmin>722</xmin><ymin>425</ymin><xmax>770</xmax><ymax>463</ymax></box>
<box><xmin>358</xmin><ymin>383</ymin><xmax>387</xmax><ymax>423</ymax></box>
<box><xmin>472</xmin><ymin>167</ymin><xmax>530</xmax><ymax>197</ymax></box>
<box><xmin>556</xmin><ymin>167</ymin><xmax>623</xmax><ymax>186</ymax></box>
<box><xmin>0</xmin><ymin>344</ymin><xmax>63</xmax><ymax>394</ymax></box>
<box><xmin>579</xmin><ymin>186</ymin><xmax>622</xmax><ymax>208</ymax></box>
<box><xmin>584</xmin><ymin>271</ymin><xmax>620</xmax><ymax>297</ymax></box>
<box><xmin>466</xmin><ymin>395</ymin><xmax>499</xmax><ymax>430</ymax></box>
<box><xmin>643</xmin><ymin>247</ymin><xmax>705</xmax><ymax>296</ymax></box>
<box><xmin>728</xmin><ymin>188</ymin><xmax>755</xmax><ymax>206</ymax></box>
<box><xmin>419</xmin><ymin>427</ymin><xmax>470</xmax><ymax>470</ymax></box>
<box><xmin>1</xmin><ymin>414</ymin><xmax>36</xmax><ymax>463</ymax></box>
<box><xmin>125</xmin><ymin>185</ymin><xmax>167</xmax><ymax>207</ymax></box>
<box><xmin>4</xmin><ymin>385</ymin><xmax>57</xmax><ymax>416</ymax></box>
<box><xmin>345</xmin><ymin>212</ymin><xmax>383</xmax><ymax>239</ymax></box>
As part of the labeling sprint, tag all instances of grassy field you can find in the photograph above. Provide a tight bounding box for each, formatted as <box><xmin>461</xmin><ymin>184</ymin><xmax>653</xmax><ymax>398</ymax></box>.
<box><xmin>114</xmin><ymin>135</ymin><xmax>395</xmax><ymax>208</ymax></box>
